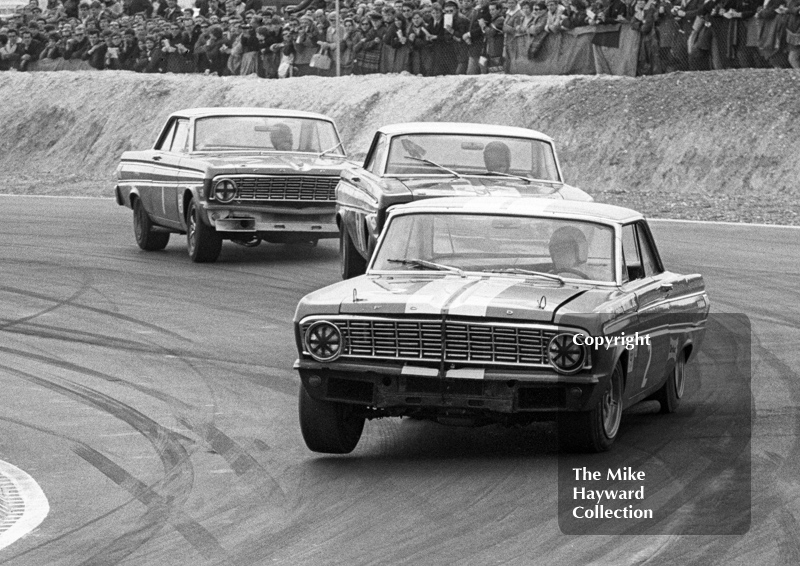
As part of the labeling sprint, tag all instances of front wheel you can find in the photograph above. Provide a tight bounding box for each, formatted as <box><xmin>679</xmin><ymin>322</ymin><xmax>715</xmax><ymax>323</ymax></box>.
<box><xmin>655</xmin><ymin>351</ymin><xmax>685</xmax><ymax>414</ymax></box>
<box><xmin>133</xmin><ymin>199</ymin><xmax>170</xmax><ymax>251</ymax></box>
<box><xmin>340</xmin><ymin>227</ymin><xmax>367</xmax><ymax>280</ymax></box>
<box><xmin>558</xmin><ymin>361</ymin><xmax>623</xmax><ymax>452</ymax></box>
<box><xmin>186</xmin><ymin>199</ymin><xmax>222</xmax><ymax>263</ymax></box>
<box><xmin>298</xmin><ymin>384</ymin><xmax>365</xmax><ymax>454</ymax></box>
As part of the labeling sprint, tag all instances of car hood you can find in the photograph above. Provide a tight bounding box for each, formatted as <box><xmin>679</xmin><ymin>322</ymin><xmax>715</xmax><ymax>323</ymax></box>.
<box><xmin>299</xmin><ymin>274</ymin><xmax>592</xmax><ymax>323</ymax></box>
<box><xmin>396</xmin><ymin>177</ymin><xmax>593</xmax><ymax>201</ymax></box>
<box><xmin>191</xmin><ymin>152</ymin><xmax>352</xmax><ymax>175</ymax></box>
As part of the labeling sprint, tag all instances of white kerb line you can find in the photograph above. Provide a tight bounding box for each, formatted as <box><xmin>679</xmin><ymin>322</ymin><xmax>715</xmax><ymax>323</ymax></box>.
<box><xmin>0</xmin><ymin>460</ymin><xmax>50</xmax><ymax>551</ymax></box>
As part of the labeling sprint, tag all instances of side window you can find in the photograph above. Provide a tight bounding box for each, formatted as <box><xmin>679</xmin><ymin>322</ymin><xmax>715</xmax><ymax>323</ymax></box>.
<box><xmin>636</xmin><ymin>223</ymin><xmax>661</xmax><ymax>277</ymax></box>
<box><xmin>170</xmin><ymin>119</ymin><xmax>190</xmax><ymax>153</ymax></box>
<box><xmin>155</xmin><ymin>119</ymin><xmax>177</xmax><ymax>151</ymax></box>
<box><xmin>364</xmin><ymin>134</ymin><xmax>387</xmax><ymax>175</ymax></box>
<box><xmin>621</xmin><ymin>224</ymin><xmax>643</xmax><ymax>281</ymax></box>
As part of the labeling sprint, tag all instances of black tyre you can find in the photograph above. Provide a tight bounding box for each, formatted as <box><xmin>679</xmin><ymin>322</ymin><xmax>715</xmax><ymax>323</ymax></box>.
<box><xmin>655</xmin><ymin>351</ymin><xmax>685</xmax><ymax>414</ymax></box>
<box><xmin>558</xmin><ymin>361</ymin><xmax>623</xmax><ymax>452</ymax></box>
<box><xmin>340</xmin><ymin>227</ymin><xmax>367</xmax><ymax>280</ymax></box>
<box><xmin>298</xmin><ymin>384</ymin><xmax>365</xmax><ymax>454</ymax></box>
<box><xmin>186</xmin><ymin>199</ymin><xmax>222</xmax><ymax>263</ymax></box>
<box><xmin>133</xmin><ymin>198</ymin><xmax>170</xmax><ymax>251</ymax></box>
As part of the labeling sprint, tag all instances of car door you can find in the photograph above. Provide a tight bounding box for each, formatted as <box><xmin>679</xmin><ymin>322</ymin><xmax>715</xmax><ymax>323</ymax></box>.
<box><xmin>161</xmin><ymin>118</ymin><xmax>190</xmax><ymax>227</ymax></box>
<box><xmin>140</xmin><ymin>118</ymin><xmax>178</xmax><ymax>222</ymax></box>
<box><xmin>149</xmin><ymin>117</ymin><xmax>187</xmax><ymax>224</ymax></box>
<box><xmin>339</xmin><ymin>133</ymin><xmax>388</xmax><ymax>258</ymax></box>
<box><xmin>619</xmin><ymin>221</ymin><xmax>676</xmax><ymax>398</ymax></box>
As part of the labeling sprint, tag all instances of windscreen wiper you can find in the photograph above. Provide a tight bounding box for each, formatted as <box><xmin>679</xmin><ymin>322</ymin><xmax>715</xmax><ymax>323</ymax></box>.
<box><xmin>388</xmin><ymin>258</ymin><xmax>465</xmax><ymax>276</ymax></box>
<box><xmin>482</xmin><ymin>171</ymin><xmax>535</xmax><ymax>184</ymax></box>
<box><xmin>403</xmin><ymin>156</ymin><xmax>463</xmax><ymax>178</ymax></box>
<box><xmin>319</xmin><ymin>141</ymin><xmax>344</xmax><ymax>158</ymax></box>
<box><xmin>483</xmin><ymin>268</ymin><xmax>564</xmax><ymax>284</ymax></box>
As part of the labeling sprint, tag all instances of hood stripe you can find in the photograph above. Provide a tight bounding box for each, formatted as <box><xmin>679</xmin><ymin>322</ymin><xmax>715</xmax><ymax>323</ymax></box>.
<box><xmin>404</xmin><ymin>277</ymin><xmax>475</xmax><ymax>314</ymax></box>
<box><xmin>446</xmin><ymin>279</ymin><xmax>521</xmax><ymax>317</ymax></box>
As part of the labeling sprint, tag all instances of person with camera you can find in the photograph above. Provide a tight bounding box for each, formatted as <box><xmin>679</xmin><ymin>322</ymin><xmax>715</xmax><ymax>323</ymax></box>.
<box><xmin>293</xmin><ymin>15</ymin><xmax>319</xmax><ymax>75</ymax></box>
<box><xmin>478</xmin><ymin>0</ymin><xmax>504</xmax><ymax>72</ymax></box>
<box><xmin>630</xmin><ymin>0</ymin><xmax>662</xmax><ymax>74</ymax></box>
<box><xmin>408</xmin><ymin>9</ymin><xmax>435</xmax><ymax>74</ymax></box>
<box><xmin>135</xmin><ymin>34</ymin><xmax>165</xmax><ymax>72</ymax></box>
<box><xmin>353</xmin><ymin>11</ymin><xmax>383</xmax><ymax>74</ymax></box>
<box><xmin>39</xmin><ymin>31</ymin><xmax>63</xmax><ymax>61</ymax></box>
<box><xmin>64</xmin><ymin>25</ymin><xmax>90</xmax><ymax>59</ymax></box>
<box><xmin>118</xmin><ymin>28</ymin><xmax>140</xmax><ymax>69</ymax></box>
<box><xmin>238</xmin><ymin>21</ymin><xmax>259</xmax><ymax>74</ymax></box>
<box><xmin>82</xmin><ymin>27</ymin><xmax>107</xmax><ymax>68</ymax></box>
<box><xmin>161</xmin><ymin>21</ymin><xmax>190</xmax><ymax>72</ymax></box>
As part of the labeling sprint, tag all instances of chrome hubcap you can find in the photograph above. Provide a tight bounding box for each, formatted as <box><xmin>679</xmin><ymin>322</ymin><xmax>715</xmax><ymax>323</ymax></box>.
<box><xmin>134</xmin><ymin>207</ymin><xmax>144</xmax><ymax>240</ymax></box>
<box><xmin>187</xmin><ymin>208</ymin><xmax>196</xmax><ymax>253</ymax></box>
<box><xmin>674</xmin><ymin>359</ymin><xmax>685</xmax><ymax>399</ymax></box>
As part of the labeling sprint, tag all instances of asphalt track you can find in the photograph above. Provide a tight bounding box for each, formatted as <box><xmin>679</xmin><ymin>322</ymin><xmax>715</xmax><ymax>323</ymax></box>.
<box><xmin>0</xmin><ymin>196</ymin><xmax>798</xmax><ymax>565</ymax></box>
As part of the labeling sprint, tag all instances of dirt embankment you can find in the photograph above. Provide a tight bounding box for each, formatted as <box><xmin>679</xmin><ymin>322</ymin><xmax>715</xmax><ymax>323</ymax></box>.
<box><xmin>1</xmin><ymin>70</ymin><xmax>798</xmax><ymax>224</ymax></box>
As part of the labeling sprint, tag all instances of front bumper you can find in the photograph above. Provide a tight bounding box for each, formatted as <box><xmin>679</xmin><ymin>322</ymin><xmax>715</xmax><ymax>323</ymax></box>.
<box><xmin>295</xmin><ymin>359</ymin><xmax>607</xmax><ymax>416</ymax></box>
<box><xmin>204</xmin><ymin>203</ymin><xmax>338</xmax><ymax>236</ymax></box>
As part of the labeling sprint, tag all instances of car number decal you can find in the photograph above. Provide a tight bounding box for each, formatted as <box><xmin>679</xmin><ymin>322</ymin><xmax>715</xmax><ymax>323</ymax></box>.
<box><xmin>640</xmin><ymin>342</ymin><xmax>653</xmax><ymax>389</ymax></box>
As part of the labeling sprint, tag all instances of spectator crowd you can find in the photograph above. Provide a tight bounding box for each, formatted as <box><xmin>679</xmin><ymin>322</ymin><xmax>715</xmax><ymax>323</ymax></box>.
<box><xmin>0</xmin><ymin>0</ymin><xmax>798</xmax><ymax>77</ymax></box>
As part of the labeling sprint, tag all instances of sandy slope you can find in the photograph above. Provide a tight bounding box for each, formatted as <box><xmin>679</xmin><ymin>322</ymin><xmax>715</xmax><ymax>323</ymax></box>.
<box><xmin>1</xmin><ymin>70</ymin><xmax>797</xmax><ymax>224</ymax></box>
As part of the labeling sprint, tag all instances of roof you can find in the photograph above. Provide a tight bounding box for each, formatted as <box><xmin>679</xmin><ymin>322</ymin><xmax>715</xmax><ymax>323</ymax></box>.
<box><xmin>390</xmin><ymin>196</ymin><xmax>643</xmax><ymax>224</ymax></box>
<box><xmin>170</xmin><ymin>107</ymin><xmax>336</xmax><ymax>121</ymax></box>
<box><xmin>377</xmin><ymin>122</ymin><xmax>554</xmax><ymax>142</ymax></box>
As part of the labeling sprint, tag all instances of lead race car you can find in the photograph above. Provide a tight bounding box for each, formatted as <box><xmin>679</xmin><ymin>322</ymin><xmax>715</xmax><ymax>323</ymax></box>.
<box><xmin>336</xmin><ymin>122</ymin><xmax>592</xmax><ymax>279</ymax></box>
<box><xmin>114</xmin><ymin>107</ymin><xmax>349</xmax><ymax>262</ymax></box>
<box><xmin>294</xmin><ymin>197</ymin><xmax>710</xmax><ymax>453</ymax></box>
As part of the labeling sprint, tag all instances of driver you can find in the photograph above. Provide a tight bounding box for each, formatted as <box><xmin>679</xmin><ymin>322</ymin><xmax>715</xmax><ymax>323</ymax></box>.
<box><xmin>548</xmin><ymin>226</ymin><xmax>589</xmax><ymax>276</ymax></box>
<box><xmin>271</xmin><ymin>123</ymin><xmax>293</xmax><ymax>151</ymax></box>
<box><xmin>483</xmin><ymin>141</ymin><xmax>511</xmax><ymax>174</ymax></box>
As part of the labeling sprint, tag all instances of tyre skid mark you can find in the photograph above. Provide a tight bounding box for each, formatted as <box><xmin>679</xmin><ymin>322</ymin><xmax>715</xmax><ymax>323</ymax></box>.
<box><xmin>71</xmin><ymin>445</ymin><xmax>232</xmax><ymax>566</ymax></box>
<box><xmin>178</xmin><ymin>418</ymin><xmax>287</xmax><ymax>507</ymax></box>
<box><xmin>751</xmin><ymin>334</ymin><xmax>800</xmax><ymax>564</ymax></box>
<box><xmin>0</xmin><ymin>285</ymin><xmax>189</xmax><ymax>342</ymax></box>
<box><xmin>0</xmin><ymin>416</ymin><xmax>207</xmax><ymax>564</ymax></box>
<box><xmin>0</xmin><ymin>346</ymin><xmax>199</xmax><ymax>418</ymax></box>
<box><xmin>0</xmin><ymin>320</ymin><xmax>160</xmax><ymax>353</ymax></box>
<box><xmin>0</xmin><ymin>363</ymin><xmax>234</xmax><ymax>564</ymax></box>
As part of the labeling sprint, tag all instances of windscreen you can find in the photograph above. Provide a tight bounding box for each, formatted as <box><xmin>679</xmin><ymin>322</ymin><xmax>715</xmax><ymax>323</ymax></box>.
<box><xmin>384</xmin><ymin>134</ymin><xmax>560</xmax><ymax>182</ymax></box>
<box><xmin>193</xmin><ymin>116</ymin><xmax>343</xmax><ymax>155</ymax></box>
<box><xmin>372</xmin><ymin>213</ymin><xmax>615</xmax><ymax>282</ymax></box>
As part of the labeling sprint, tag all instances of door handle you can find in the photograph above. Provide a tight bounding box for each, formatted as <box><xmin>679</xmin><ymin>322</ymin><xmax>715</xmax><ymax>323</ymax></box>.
<box><xmin>659</xmin><ymin>283</ymin><xmax>673</xmax><ymax>294</ymax></box>
<box><xmin>152</xmin><ymin>155</ymin><xmax>162</xmax><ymax>161</ymax></box>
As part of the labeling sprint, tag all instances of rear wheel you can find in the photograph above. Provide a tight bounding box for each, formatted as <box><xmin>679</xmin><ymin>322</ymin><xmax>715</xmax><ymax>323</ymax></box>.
<box><xmin>655</xmin><ymin>352</ymin><xmax>685</xmax><ymax>414</ymax></box>
<box><xmin>133</xmin><ymin>199</ymin><xmax>170</xmax><ymax>251</ymax></box>
<box><xmin>559</xmin><ymin>361</ymin><xmax>623</xmax><ymax>452</ymax></box>
<box><xmin>186</xmin><ymin>199</ymin><xmax>222</xmax><ymax>263</ymax></box>
<box><xmin>298</xmin><ymin>384</ymin><xmax>365</xmax><ymax>454</ymax></box>
<box><xmin>340</xmin><ymin>227</ymin><xmax>367</xmax><ymax>280</ymax></box>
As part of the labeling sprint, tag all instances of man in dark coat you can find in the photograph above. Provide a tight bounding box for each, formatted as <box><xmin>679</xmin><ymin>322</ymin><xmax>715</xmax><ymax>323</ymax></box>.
<box><xmin>16</xmin><ymin>29</ymin><xmax>44</xmax><ymax>70</ymax></box>
<box><xmin>64</xmin><ymin>25</ymin><xmax>90</xmax><ymax>58</ymax></box>
<box><xmin>83</xmin><ymin>27</ymin><xmax>107</xmax><ymax>68</ymax></box>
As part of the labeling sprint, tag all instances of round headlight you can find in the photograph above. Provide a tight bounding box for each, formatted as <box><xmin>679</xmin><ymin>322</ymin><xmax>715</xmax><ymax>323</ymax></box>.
<box><xmin>304</xmin><ymin>321</ymin><xmax>343</xmax><ymax>362</ymax></box>
<box><xmin>548</xmin><ymin>333</ymin><xmax>587</xmax><ymax>375</ymax></box>
<box><xmin>213</xmin><ymin>179</ymin><xmax>237</xmax><ymax>203</ymax></box>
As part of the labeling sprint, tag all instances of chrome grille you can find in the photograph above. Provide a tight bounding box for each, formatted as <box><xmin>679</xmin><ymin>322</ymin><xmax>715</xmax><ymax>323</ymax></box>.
<box><xmin>232</xmin><ymin>176</ymin><xmax>338</xmax><ymax>201</ymax></box>
<box><xmin>301</xmin><ymin>317</ymin><xmax>559</xmax><ymax>367</ymax></box>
